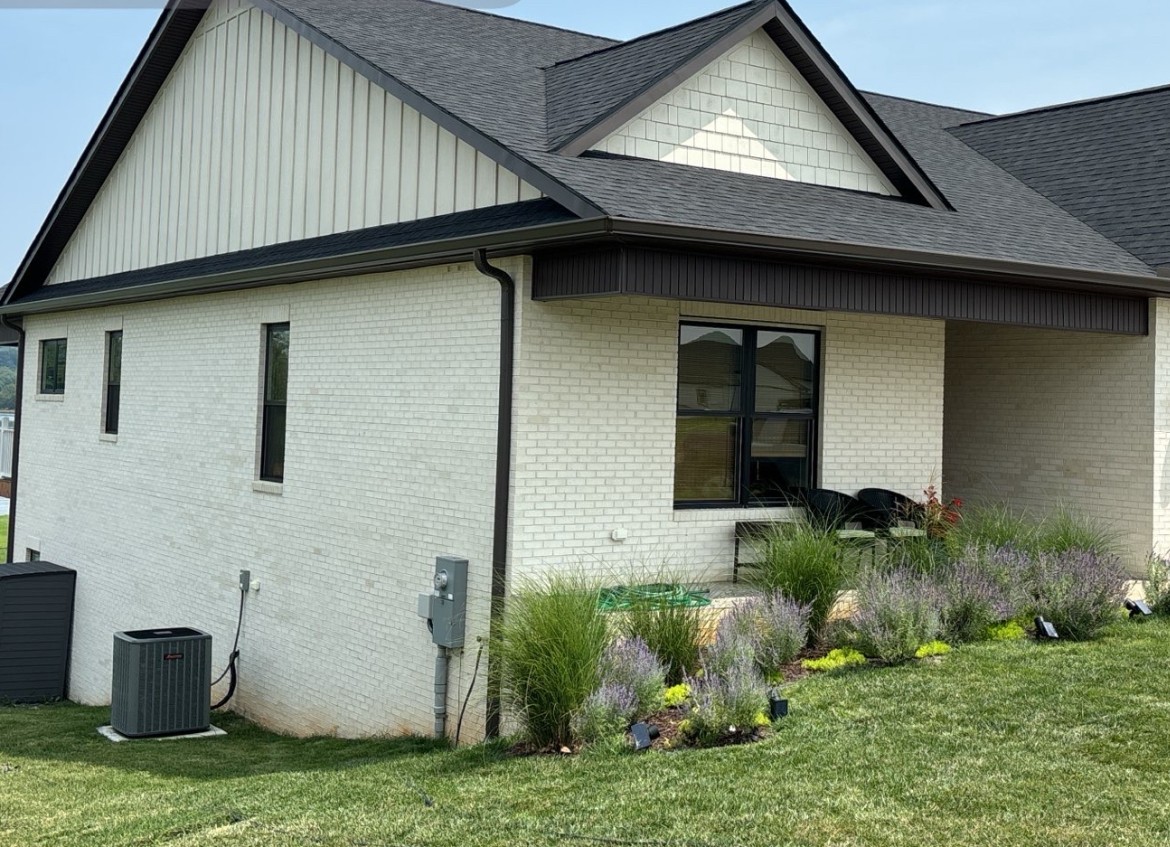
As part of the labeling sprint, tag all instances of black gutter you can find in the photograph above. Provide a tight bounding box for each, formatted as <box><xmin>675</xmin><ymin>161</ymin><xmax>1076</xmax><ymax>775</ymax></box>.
<box><xmin>1</xmin><ymin>317</ymin><xmax>24</xmax><ymax>563</ymax></box>
<box><xmin>472</xmin><ymin>249</ymin><xmax>515</xmax><ymax>740</ymax></box>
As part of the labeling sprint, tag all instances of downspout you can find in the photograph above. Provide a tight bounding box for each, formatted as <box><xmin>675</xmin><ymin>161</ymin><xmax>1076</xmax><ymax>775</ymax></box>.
<box><xmin>0</xmin><ymin>316</ymin><xmax>24</xmax><ymax>563</ymax></box>
<box><xmin>472</xmin><ymin>249</ymin><xmax>514</xmax><ymax>740</ymax></box>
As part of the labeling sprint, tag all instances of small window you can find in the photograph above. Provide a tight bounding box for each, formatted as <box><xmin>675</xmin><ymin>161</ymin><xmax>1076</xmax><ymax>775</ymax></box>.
<box><xmin>104</xmin><ymin>331</ymin><xmax>122</xmax><ymax>434</ymax></box>
<box><xmin>260</xmin><ymin>323</ymin><xmax>289</xmax><ymax>483</ymax></box>
<box><xmin>675</xmin><ymin>322</ymin><xmax>820</xmax><ymax>507</ymax></box>
<box><xmin>27</xmin><ymin>549</ymin><xmax>40</xmax><ymax>562</ymax></box>
<box><xmin>39</xmin><ymin>339</ymin><xmax>67</xmax><ymax>395</ymax></box>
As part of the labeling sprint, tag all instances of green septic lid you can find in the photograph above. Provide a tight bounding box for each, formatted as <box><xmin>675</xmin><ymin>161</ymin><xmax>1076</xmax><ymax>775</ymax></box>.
<box><xmin>598</xmin><ymin>583</ymin><xmax>712</xmax><ymax>611</ymax></box>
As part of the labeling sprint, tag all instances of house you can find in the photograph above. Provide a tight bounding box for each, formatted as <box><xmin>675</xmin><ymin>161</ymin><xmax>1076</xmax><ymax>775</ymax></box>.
<box><xmin>2</xmin><ymin>0</ymin><xmax>1168</xmax><ymax>741</ymax></box>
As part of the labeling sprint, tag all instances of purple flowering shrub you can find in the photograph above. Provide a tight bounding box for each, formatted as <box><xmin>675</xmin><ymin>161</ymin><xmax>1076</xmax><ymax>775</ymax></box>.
<box><xmin>571</xmin><ymin>683</ymin><xmax>638</xmax><ymax>743</ymax></box>
<box><xmin>684</xmin><ymin>652</ymin><xmax>770</xmax><ymax>746</ymax></box>
<box><xmin>597</xmin><ymin>636</ymin><xmax>666</xmax><ymax>717</ymax></box>
<box><xmin>1028</xmin><ymin>549</ymin><xmax>1127</xmax><ymax>640</ymax></box>
<box><xmin>938</xmin><ymin>545</ymin><xmax>1027</xmax><ymax>643</ymax></box>
<box><xmin>709</xmin><ymin>593</ymin><xmax>809</xmax><ymax>680</ymax></box>
<box><xmin>851</xmin><ymin>567</ymin><xmax>943</xmax><ymax>663</ymax></box>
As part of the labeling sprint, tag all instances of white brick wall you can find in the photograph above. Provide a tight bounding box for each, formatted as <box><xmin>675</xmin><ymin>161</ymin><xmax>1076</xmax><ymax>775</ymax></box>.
<box><xmin>509</xmin><ymin>289</ymin><xmax>944</xmax><ymax>585</ymax></box>
<box><xmin>593</xmin><ymin>30</ymin><xmax>896</xmax><ymax>196</ymax></box>
<box><xmin>944</xmin><ymin>317</ymin><xmax>1156</xmax><ymax>571</ymax></box>
<box><xmin>16</xmin><ymin>258</ymin><xmax>520</xmax><ymax>739</ymax></box>
<box><xmin>1150</xmin><ymin>300</ymin><xmax>1170</xmax><ymax>555</ymax></box>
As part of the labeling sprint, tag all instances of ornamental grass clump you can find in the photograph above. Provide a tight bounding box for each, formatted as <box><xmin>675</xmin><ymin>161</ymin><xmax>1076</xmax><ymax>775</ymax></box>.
<box><xmin>1146</xmin><ymin>554</ymin><xmax>1170</xmax><ymax>616</ymax></box>
<box><xmin>620</xmin><ymin>601</ymin><xmax>703</xmax><ymax>686</ymax></box>
<box><xmin>850</xmin><ymin>567</ymin><xmax>943</xmax><ymax>664</ymax></box>
<box><xmin>493</xmin><ymin>574</ymin><xmax>609</xmax><ymax>748</ymax></box>
<box><xmin>1028</xmin><ymin>549</ymin><xmax>1128</xmax><ymax>640</ymax></box>
<box><xmin>684</xmin><ymin>653</ymin><xmax>770</xmax><ymax>746</ymax></box>
<box><xmin>596</xmin><ymin>636</ymin><xmax>666</xmax><ymax>718</ymax></box>
<box><xmin>742</xmin><ymin>522</ymin><xmax>849</xmax><ymax>643</ymax></box>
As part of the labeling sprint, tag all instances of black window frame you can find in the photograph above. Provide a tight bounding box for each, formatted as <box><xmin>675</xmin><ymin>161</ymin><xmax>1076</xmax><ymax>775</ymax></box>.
<box><xmin>674</xmin><ymin>321</ymin><xmax>820</xmax><ymax>509</ymax></box>
<box><xmin>259</xmin><ymin>323</ymin><xmax>289</xmax><ymax>483</ymax></box>
<box><xmin>103</xmin><ymin>330</ymin><xmax>122</xmax><ymax>435</ymax></box>
<box><xmin>39</xmin><ymin>338</ymin><xmax>68</xmax><ymax>395</ymax></box>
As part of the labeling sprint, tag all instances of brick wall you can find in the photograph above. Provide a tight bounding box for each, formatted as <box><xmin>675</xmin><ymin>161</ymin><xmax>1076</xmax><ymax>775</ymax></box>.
<box><xmin>593</xmin><ymin>30</ymin><xmax>896</xmax><ymax>196</ymax></box>
<box><xmin>16</xmin><ymin>259</ymin><xmax>517</xmax><ymax>739</ymax></box>
<box><xmin>509</xmin><ymin>288</ymin><xmax>945</xmax><ymax>585</ymax></box>
<box><xmin>944</xmin><ymin>317</ymin><xmax>1156</xmax><ymax>570</ymax></box>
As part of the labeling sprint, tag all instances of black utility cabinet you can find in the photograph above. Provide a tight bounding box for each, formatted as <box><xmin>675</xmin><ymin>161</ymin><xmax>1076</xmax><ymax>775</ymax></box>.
<box><xmin>0</xmin><ymin>561</ymin><xmax>77</xmax><ymax>703</ymax></box>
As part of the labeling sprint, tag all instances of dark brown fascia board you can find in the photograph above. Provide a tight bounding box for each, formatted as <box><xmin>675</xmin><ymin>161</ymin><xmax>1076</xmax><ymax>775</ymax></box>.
<box><xmin>2</xmin><ymin>2</ymin><xmax>208</xmax><ymax>308</ymax></box>
<box><xmin>6</xmin><ymin>216</ymin><xmax>1163</xmax><ymax>318</ymax></box>
<box><xmin>601</xmin><ymin>219</ymin><xmax>1167</xmax><ymax>297</ymax></box>
<box><xmin>0</xmin><ymin>219</ymin><xmax>612</xmax><ymax>317</ymax></box>
<box><xmin>556</xmin><ymin>1</ymin><xmax>950</xmax><ymax>212</ymax></box>
<box><xmin>253</xmin><ymin>0</ymin><xmax>604</xmax><ymax>221</ymax></box>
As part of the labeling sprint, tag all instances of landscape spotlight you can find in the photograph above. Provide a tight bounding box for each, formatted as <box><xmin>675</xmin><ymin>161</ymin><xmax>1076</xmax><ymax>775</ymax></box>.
<box><xmin>1125</xmin><ymin>599</ymin><xmax>1154</xmax><ymax>618</ymax></box>
<box><xmin>630</xmin><ymin>722</ymin><xmax>660</xmax><ymax>752</ymax></box>
<box><xmin>1034</xmin><ymin>616</ymin><xmax>1059</xmax><ymax>640</ymax></box>
<box><xmin>768</xmin><ymin>691</ymin><xmax>789</xmax><ymax>720</ymax></box>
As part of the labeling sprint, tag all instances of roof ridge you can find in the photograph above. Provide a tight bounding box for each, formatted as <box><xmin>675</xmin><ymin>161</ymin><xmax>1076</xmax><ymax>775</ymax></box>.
<box><xmin>861</xmin><ymin>89</ymin><xmax>993</xmax><ymax>119</ymax></box>
<box><xmin>545</xmin><ymin>0</ymin><xmax>763</xmax><ymax>69</ymax></box>
<box><xmin>399</xmin><ymin>0</ymin><xmax>618</xmax><ymax>44</ymax></box>
<box><xmin>956</xmin><ymin>82</ymin><xmax>1170</xmax><ymax>127</ymax></box>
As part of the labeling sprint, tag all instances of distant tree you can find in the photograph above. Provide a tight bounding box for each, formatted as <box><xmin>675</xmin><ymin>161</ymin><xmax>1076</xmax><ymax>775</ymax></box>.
<box><xmin>0</xmin><ymin>368</ymin><xmax>14</xmax><ymax>411</ymax></box>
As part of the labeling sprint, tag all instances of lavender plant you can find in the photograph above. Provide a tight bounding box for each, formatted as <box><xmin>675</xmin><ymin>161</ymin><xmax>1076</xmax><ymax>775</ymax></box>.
<box><xmin>684</xmin><ymin>653</ymin><xmax>770</xmax><ymax>746</ymax></box>
<box><xmin>708</xmin><ymin>593</ymin><xmax>810</xmax><ymax>681</ymax></box>
<box><xmin>1028</xmin><ymin>549</ymin><xmax>1127</xmax><ymax>640</ymax></box>
<box><xmin>597</xmin><ymin>637</ymin><xmax>666</xmax><ymax>718</ymax></box>
<box><xmin>851</xmin><ymin>567</ymin><xmax>943</xmax><ymax>663</ymax></box>
<box><xmin>937</xmin><ymin>546</ymin><xmax>1024</xmax><ymax>643</ymax></box>
<box><xmin>571</xmin><ymin>683</ymin><xmax>637</xmax><ymax>744</ymax></box>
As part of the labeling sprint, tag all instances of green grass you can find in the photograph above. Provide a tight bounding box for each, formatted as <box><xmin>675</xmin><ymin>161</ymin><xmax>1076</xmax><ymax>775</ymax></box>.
<box><xmin>7</xmin><ymin>622</ymin><xmax>1170</xmax><ymax>845</ymax></box>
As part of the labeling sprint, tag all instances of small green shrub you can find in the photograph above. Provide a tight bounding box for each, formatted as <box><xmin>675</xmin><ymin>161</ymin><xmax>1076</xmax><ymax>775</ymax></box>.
<box><xmin>801</xmin><ymin>648</ymin><xmax>867</xmax><ymax>672</ymax></box>
<box><xmin>1029</xmin><ymin>549</ymin><xmax>1128</xmax><ymax>640</ymax></box>
<box><xmin>850</xmin><ymin>567</ymin><xmax>943</xmax><ymax>664</ymax></box>
<box><xmin>663</xmin><ymin>683</ymin><xmax>690</xmax><ymax>708</ymax></box>
<box><xmin>1146</xmin><ymin>554</ymin><xmax>1170</xmax><ymax>615</ymax></box>
<box><xmin>494</xmin><ymin>574</ymin><xmax>609</xmax><ymax>748</ymax></box>
<box><xmin>621</xmin><ymin>601</ymin><xmax>704</xmax><ymax>686</ymax></box>
<box><xmin>684</xmin><ymin>654</ymin><xmax>769</xmax><ymax>746</ymax></box>
<box><xmin>987</xmin><ymin>621</ymin><xmax>1027</xmax><ymax>641</ymax></box>
<box><xmin>597</xmin><ymin>637</ymin><xmax>666</xmax><ymax>718</ymax></box>
<box><xmin>915</xmin><ymin>641</ymin><xmax>951</xmax><ymax>659</ymax></box>
<box><xmin>571</xmin><ymin>684</ymin><xmax>635</xmax><ymax>744</ymax></box>
<box><xmin>742</xmin><ymin>522</ymin><xmax>850</xmax><ymax>643</ymax></box>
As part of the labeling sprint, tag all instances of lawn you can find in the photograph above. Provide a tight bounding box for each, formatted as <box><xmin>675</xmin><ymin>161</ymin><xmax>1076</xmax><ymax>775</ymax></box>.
<box><xmin>4</xmin><ymin>621</ymin><xmax>1170</xmax><ymax>846</ymax></box>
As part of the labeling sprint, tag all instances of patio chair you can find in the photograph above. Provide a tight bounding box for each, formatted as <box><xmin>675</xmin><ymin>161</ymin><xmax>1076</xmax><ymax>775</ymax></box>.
<box><xmin>800</xmin><ymin>488</ymin><xmax>883</xmax><ymax>533</ymax></box>
<box><xmin>856</xmin><ymin>488</ymin><xmax>925</xmax><ymax>535</ymax></box>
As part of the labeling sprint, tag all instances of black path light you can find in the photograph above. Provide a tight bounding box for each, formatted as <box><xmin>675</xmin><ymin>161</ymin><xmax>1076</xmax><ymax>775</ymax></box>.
<box><xmin>768</xmin><ymin>689</ymin><xmax>789</xmax><ymax>720</ymax></box>
<box><xmin>1125</xmin><ymin>599</ymin><xmax>1154</xmax><ymax>618</ymax></box>
<box><xmin>1034</xmin><ymin>616</ymin><xmax>1059</xmax><ymax>640</ymax></box>
<box><xmin>630</xmin><ymin>722</ymin><xmax>660</xmax><ymax>752</ymax></box>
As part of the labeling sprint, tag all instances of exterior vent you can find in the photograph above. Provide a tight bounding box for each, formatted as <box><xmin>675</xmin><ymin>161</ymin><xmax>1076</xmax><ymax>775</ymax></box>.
<box><xmin>111</xmin><ymin>627</ymin><xmax>211</xmax><ymax>737</ymax></box>
<box><xmin>0</xmin><ymin>561</ymin><xmax>76</xmax><ymax>703</ymax></box>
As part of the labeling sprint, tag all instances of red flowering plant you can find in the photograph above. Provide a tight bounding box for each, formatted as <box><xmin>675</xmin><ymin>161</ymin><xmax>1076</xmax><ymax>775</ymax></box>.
<box><xmin>921</xmin><ymin>485</ymin><xmax>962</xmax><ymax>539</ymax></box>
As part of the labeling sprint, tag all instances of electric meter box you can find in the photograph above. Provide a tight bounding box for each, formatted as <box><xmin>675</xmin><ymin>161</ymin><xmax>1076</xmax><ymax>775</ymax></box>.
<box><xmin>426</xmin><ymin>556</ymin><xmax>468</xmax><ymax>649</ymax></box>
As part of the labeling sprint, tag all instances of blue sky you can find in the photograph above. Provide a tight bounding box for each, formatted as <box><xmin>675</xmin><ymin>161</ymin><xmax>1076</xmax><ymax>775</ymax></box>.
<box><xmin>1</xmin><ymin>0</ymin><xmax>1167</xmax><ymax>281</ymax></box>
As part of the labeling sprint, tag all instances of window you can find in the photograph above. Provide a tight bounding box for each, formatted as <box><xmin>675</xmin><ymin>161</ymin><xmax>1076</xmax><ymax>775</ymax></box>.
<box><xmin>27</xmin><ymin>549</ymin><xmax>40</xmax><ymax>562</ymax></box>
<box><xmin>260</xmin><ymin>323</ymin><xmax>289</xmax><ymax>483</ymax></box>
<box><xmin>103</xmin><ymin>331</ymin><xmax>122</xmax><ymax>434</ymax></box>
<box><xmin>674</xmin><ymin>322</ymin><xmax>819</xmax><ymax>507</ymax></box>
<box><xmin>39</xmin><ymin>339</ymin><xmax>67</xmax><ymax>395</ymax></box>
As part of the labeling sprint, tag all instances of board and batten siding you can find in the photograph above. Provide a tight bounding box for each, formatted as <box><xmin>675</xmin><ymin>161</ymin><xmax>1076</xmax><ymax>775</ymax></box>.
<box><xmin>47</xmin><ymin>0</ymin><xmax>542</xmax><ymax>286</ymax></box>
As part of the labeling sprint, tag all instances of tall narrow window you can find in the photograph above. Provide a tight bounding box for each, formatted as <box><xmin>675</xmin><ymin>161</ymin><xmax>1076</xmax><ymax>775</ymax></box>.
<box><xmin>104</xmin><ymin>331</ymin><xmax>122</xmax><ymax>434</ymax></box>
<box><xmin>260</xmin><ymin>323</ymin><xmax>289</xmax><ymax>483</ymax></box>
<box><xmin>39</xmin><ymin>338</ymin><xmax>67</xmax><ymax>395</ymax></box>
<box><xmin>675</xmin><ymin>322</ymin><xmax>819</xmax><ymax>507</ymax></box>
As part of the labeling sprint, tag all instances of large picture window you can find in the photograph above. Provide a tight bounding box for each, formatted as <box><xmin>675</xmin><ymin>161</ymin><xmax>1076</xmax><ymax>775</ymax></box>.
<box><xmin>260</xmin><ymin>323</ymin><xmax>289</xmax><ymax>483</ymax></box>
<box><xmin>674</xmin><ymin>322</ymin><xmax>819</xmax><ymax>507</ymax></box>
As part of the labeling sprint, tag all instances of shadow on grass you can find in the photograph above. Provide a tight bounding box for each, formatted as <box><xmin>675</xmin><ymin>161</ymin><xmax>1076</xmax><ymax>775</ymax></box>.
<box><xmin>0</xmin><ymin>701</ymin><xmax>514</xmax><ymax>781</ymax></box>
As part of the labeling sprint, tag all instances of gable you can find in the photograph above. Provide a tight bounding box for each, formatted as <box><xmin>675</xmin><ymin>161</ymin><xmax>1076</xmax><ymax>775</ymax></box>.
<box><xmin>591</xmin><ymin>30</ymin><xmax>898</xmax><ymax>196</ymax></box>
<box><xmin>46</xmin><ymin>0</ymin><xmax>542</xmax><ymax>286</ymax></box>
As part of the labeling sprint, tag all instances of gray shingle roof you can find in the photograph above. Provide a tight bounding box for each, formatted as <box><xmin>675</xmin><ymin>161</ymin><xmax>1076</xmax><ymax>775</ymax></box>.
<box><xmin>270</xmin><ymin>0</ymin><xmax>1156</xmax><ymax>279</ymax></box>
<box><xmin>543</xmin><ymin>0</ymin><xmax>766</xmax><ymax>149</ymax></box>
<box><xmin>952</xmin><ymin>86</ymin><xmax>1170</xmax><ymax>270</ymax></box>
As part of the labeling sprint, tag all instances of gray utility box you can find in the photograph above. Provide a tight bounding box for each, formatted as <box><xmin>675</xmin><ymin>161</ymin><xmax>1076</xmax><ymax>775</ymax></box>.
<box><xmin>111</xmin><ymin>627</ymin><xmax>211</xmax><ymax>738</ymax></box>
<box><xmin>417</xmin><ymin>556</ymin><xmax>468</xmax><ymax>649</ymax></box>
<box><xmin>0</xmin><ymin>561</ymin><xmax>76</xmax><ymax>703</ymax></box>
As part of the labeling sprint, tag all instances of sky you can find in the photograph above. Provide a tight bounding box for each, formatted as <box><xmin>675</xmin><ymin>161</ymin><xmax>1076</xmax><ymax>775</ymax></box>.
<box><xmin>1</xmin><ymin>0</ymin><xmax>1167</xmax><ymax>282</ymax></box>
